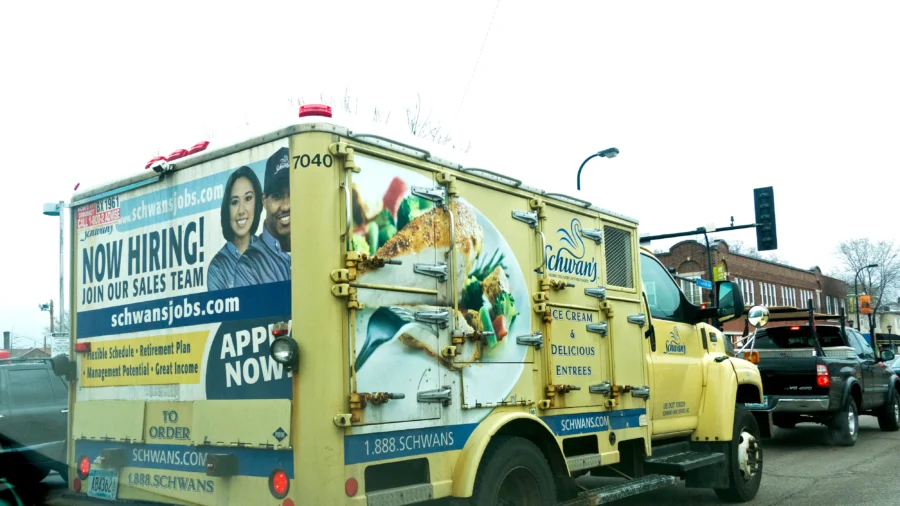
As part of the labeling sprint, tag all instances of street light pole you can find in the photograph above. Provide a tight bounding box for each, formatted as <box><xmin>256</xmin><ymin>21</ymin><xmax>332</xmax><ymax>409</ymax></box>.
<box><xmin>58</xmin><ymin>200</ymin><xmax>64</xmax><ymax>330</ymax></box>
<box><xmin>576</xmin><ymin>148</ymin><xmax>619</xmax><ymax>191</ymax></box>
<box><xmin>855</xmin><ymin>263</ymin><xmax>878</xmax><ymax>333</ymax></box>
<box><xmin>43</xmin><ymin>201</ymin><xmax>66</xmax><ymax>333</ymax></box>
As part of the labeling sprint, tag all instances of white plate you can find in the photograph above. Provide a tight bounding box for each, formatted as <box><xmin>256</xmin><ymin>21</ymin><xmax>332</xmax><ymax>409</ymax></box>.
<box><xmin>87</xmin><ymin>469</ymin><xmax>119</xmax><ymax>500</ymax></box>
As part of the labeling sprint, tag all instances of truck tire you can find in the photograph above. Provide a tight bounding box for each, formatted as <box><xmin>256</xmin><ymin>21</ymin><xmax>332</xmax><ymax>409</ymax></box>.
<box><xmin>714</xmin><ymin>408</ymin><xmax>763</xmax><ymax>503</ymax></box>
<box><xmin>829</xmin><ymin>396</ymin><xmax>859</xmax><ymax>446</ymax></box>
<box><xmin>469</xmin><ymin>436</ymin><xmax>557</xmax><ymax>506</ymax></box>
<box><xmin>877</xmin><ymin>388</ymin><xmax>900</xmax><ymax>432</ymax></box>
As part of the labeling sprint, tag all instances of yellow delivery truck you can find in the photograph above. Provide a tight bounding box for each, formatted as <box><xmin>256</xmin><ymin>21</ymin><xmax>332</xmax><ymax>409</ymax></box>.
<box><xmin>54</xmin><ymin>105</ymin><xmax>767</xmax><ymax>505</ymax></box>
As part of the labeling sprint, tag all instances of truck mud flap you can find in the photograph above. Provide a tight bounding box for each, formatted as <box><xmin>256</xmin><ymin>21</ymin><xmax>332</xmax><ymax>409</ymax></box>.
<box><xmin>751</xmin><ymin>411</ymin><xmax>774</xmax><ymax>439</ymax></box>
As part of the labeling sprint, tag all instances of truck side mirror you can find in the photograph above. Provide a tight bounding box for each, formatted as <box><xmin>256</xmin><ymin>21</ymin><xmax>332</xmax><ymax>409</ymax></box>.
<box><xmin>882</xmin><ymin>349</ymin><xmax>895</xmax><ymax>362</ymax></box>
<box><xmin>715</xmin><ymin>281</ymin><xmax>744</xmax><ymax>323</ymax></box>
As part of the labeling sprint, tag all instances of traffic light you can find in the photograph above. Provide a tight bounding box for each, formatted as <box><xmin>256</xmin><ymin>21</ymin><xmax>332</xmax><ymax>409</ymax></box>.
<box><xmin>754</xmin><ymin>186</ymin><xmax>778</xmax><ymax>251</ymax></box>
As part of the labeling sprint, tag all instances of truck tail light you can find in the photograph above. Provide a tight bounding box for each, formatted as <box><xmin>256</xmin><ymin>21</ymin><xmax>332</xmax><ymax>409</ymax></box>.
<box><xmin>816</xmin><ymin>364</ymin><xmax>830</xmax><ymax>387</ymax></box>
<box><xmin>77</xmin><ymin>455</ymin><xmax>91</xmax><ymax>479</ymax></box>
<box><xmin>75</xmin><ymin>342</ymin><xmax>91</xmax><ymax>353</ymax></box>
<box><xmin>742</xmin><ymin>351</ymin><xmax>760</xmax><ymax>364</ymax></box>
<box><xmin>269</xmin><ymin>469</ymin><xmax>290</xmax><ymax>499</ymax></box>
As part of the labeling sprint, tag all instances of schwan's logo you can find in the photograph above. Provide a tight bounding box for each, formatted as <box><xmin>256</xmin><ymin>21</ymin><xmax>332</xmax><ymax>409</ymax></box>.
<box><xmin>80</xmin><ymin>226</ymin><xmax>114</xmax><ymax>242</ymax></box>
<box><xmin>664</xmin><ymin>327</ymin><xmax>687</xmax><ymax>355</ymax></box>
<box><xmin>542</xmin><ymin>219</ymin><xmax>598</xmax><ymax>283</ymax></box>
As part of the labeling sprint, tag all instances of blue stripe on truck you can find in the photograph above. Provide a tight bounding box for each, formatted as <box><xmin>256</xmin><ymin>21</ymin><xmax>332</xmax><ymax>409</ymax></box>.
<box><xmin>76</xmin><ymin>282</ymin><xmax>290</xmax><ymax>338</ymax></box>
<box><xmin>74</xmin><ymin>440</ymin><xmax>293</xmax><ymax>478</ymax></box>
<box><xmin>343</xmin><ymin>408</ymin><xmax>647</xmax><ymax>465</ymax></box>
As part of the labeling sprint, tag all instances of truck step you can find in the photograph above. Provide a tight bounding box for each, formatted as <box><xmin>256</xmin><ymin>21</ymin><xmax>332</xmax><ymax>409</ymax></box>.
<box><xmin>643</xmin><ymin>450</ymin><xmax>725</xmax><ymax>474</ymax></box>
<box><xmin>557</xmin><ymin>475</ymin><xmax>676</xmax><ymax>505</ymax></box>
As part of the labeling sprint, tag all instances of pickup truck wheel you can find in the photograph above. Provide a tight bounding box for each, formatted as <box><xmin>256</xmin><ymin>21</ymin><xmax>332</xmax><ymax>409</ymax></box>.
<box><xmin>830</xmin><ymin>397</ymin><xmax>859</xmax><ymax>446</ymax></box>
<box><xmin>469</xmin><ymin>436</ymin><xmax>557</xmax><ymax>506</ymax></box>
<box><xmin>714</xmin><ymin>409</ymin><xmax>763</xmax><ymax>503</ymax></box>
<box><xmin>877</xmin><ymin>388</ymin><xmax>900</xmax><ymax>432</ymax></box>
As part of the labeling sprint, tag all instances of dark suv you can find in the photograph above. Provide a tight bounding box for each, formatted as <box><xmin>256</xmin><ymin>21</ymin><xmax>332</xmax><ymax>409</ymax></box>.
<box><xmin>0</xmin><ymin>359</ymin><xmax>69</xmax><ymax>484</ymax></box>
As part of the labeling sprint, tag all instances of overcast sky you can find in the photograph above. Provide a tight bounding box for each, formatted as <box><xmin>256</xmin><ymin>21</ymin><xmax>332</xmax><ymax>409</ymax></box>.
<box><xmin>2</xmin><ymin>1</ymin><xmax>898</xmax><ymax>342</ymax></box>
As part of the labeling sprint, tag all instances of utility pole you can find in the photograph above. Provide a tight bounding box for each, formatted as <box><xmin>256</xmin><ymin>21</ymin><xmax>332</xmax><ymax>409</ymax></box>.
<box><xmin>47</xmin><ymin>300</ymin><xmax>54</xmax><ymax>349</ymax></box>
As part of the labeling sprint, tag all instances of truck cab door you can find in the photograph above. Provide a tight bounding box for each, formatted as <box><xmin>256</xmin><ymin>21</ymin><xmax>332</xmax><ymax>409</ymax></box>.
<box><xmin>854</xmin><ymin>329</ymin><xmax>886</xmax><ymax>409</ymax></box>
<box><xmin>639</xmin><ymin>253</ymin><xmax>704</xmax><ymax>435</ymax></box>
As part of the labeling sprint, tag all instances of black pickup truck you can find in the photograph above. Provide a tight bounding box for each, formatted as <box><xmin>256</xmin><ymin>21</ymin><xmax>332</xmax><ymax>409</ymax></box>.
<box><xmin>741</xmin><ymin>305</ymin><xmax>900</xmax><ymax>446</ymax></box>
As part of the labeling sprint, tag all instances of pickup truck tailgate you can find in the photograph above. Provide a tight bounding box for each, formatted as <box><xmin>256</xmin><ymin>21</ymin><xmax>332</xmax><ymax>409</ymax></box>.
<box><xmin>756</xmin><ymin>351</ymin><xmax>821</xmax><ymax>396</ymax></box>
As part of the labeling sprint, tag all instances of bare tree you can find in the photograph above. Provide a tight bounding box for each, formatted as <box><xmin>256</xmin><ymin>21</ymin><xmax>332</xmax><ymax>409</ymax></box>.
<box><xmin>836</xmin><ymin>238</ymin><xmax>900</xmax><ymax>333</ymax></box>
<box><xmin>294</xmin><ymin>90</ymin><xmax>470</xmax><ymax>152</ymax></box>
<box><xmin>42</xmin><ymin>311</ymin><xmax>70</xmax><ymax>335</ymax></box>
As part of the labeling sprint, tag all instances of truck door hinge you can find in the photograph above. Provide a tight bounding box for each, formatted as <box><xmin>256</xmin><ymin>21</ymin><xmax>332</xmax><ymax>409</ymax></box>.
<box><xmin>331</xmin><ymin>269</ymin><xmax>351</xmax><ymax>283</ymax></box>
<box><xmin>544</xmin><ymin>280</ymin><xmax>575</xmax><ymax>291</ymax></box>
<box><xmin>417</xmin><ymin>386</ymin><xmax>452</xmax><ymax>406</ymax></box>
<box><xmin>412</xmin><ymin>186</ymin><xmax>446</xmax><ymax>205</ymax></box>
<box><xmin>331</xmin><ymin>284</ymin><xmax>363</xmax><ymax>309</ymax></box>
<box><xmin>631</xmin><ymin>386</ymin><xmax>651</xmax><ymax>399</ymax></box>
<box><xmin>348</xmin><ymin>251</ymin><xmax>402</xmax><ymax>270</ymax></box>
<box><xmin>415</xmin><ymin>310</ymin><xmax>450</xmax><ymax>328</ymax></box>
<box><xmin>512</xmin><ymin>210</ymin><xmax>539</xmax><ymax>228</ymax></box>
<box><xmin>414</xmin><ymin>263</ymin><xmax>448</xmax><ymax>281</ymax></box>
<box><xmin>436</xmin><ymin>172</ymin><xmax>458</xmax><ymax>196</ymax></box>
<box><xmin>585</xmin><ymin>286</ymin><xmax>607</xmax><ymax>300</ymax></box>
<box><xmin>627</xmin><ymin>314</ymin><xmax>647</xmax><ymax>326</ymax></box>
<box><xmin>333</xmin><ymin>414</ymin><xmax>352</xmax><ymax>427</ymax></box>
<box><xmin>589</xmin><ymin>381</ymin><xmax>612</xmax><ymax>395</ymax></box>
<box><xmin>533</xmin><ymin>291</ymin><xmax>550</xmax><ymax>302</ymax></box>
<box><xmin>547</xmin><ymin>384</ymin><xmax>581</xmax><ymax>396</ymax></box>
<box><xmin>581</xmin><ymin>229</ymin><xmax>603</xmax><ymax>244</ymax></box>
<box><xmin>516</xmin><ymin>332</ymin><xmax>544</xmax><ymax>349</ymax></box>
<box><xmin>587</xmin><ymin>323</ymin><xmax>609</xmax><ymax>337</ymax></box>
<box><xmin>329</xmin><ymin>142</ymin><xmax>360</xmax><ymax>173</ymax></box>
<box><xmin>348</xmin><ymin>392</ymin><xmax>405</xmax><ymax>423</ymax></box>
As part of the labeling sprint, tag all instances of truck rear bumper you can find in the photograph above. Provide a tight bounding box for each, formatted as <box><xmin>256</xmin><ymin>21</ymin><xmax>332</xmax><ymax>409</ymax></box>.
<box><xmin>746</xmin><ymin>396</ymin><xmax>831</xmax><ymax>413</ymax></box>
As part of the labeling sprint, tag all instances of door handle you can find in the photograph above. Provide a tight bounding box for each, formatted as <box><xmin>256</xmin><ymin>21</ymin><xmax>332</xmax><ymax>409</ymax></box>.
<box><xmin>61</xmin><ymin>409</ymin><xmax>69</xmax><ymax>414</ymax></box>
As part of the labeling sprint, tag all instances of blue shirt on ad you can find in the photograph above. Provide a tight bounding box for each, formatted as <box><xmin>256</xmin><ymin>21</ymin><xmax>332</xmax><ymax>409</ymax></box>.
<box><xmin>234</xmin><ymin>228</ymin><xmax>291</xmax><ymax>287</ymax></box>
<box><xmin>207</xmin><ymin>236</ymin><xmax>258</xmax><ymax>291</ymax></box>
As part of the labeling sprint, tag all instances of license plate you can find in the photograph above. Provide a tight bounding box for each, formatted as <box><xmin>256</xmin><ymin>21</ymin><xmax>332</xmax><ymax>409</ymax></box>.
<box><xmin>87</xmin><ymin>469</ymin><xmax>119</xmax><ymax>500</ymax></box>
<box><xmin>744</xmin><ymin>396</ymin><xmax>768</xmax><ymax>409</ymax></box>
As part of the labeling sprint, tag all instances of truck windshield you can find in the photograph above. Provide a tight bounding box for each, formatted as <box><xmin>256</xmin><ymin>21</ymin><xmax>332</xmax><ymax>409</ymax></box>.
<box><xmin>754</xmin><ymin>326</ymin><xmax>846</xmax><ymax>349</ymax></box>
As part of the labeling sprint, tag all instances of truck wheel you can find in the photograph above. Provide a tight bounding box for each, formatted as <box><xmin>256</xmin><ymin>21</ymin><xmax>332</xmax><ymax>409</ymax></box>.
<box><xmin>714</xmin><ymin>408</ymin><xmax>763</xmax><ymax>503</ymax></box>
<box><xmin>830</xmin><ymin>397</ymin><xmax>859</xmax><ymax>446</ymax></box>
<box><xmin>469</xmin><ymin>436</ymin><xmax>557</xmax><ymax>506</ymax></box>
<box><xmin>878</xmin><ymin>388</ymin><xmax>900</xmax><ymax>432</ymax></box>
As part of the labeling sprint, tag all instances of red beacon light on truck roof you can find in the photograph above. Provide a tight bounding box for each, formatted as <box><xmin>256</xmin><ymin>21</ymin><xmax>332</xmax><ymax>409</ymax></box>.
<box><xmin>146</xmin><ymin>141</ymin><xmax>210</xmax><ymax>170</ymax></box>
<box><xmin>299</xmin><ymin>104</ymin><xmax>332</xmax><ymax>118</ymax></box>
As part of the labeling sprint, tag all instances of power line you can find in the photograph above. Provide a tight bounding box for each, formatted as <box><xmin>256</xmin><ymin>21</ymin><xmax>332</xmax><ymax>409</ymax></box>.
<box><xmin>449</xmin><ymin>0</ymin><xmax>501</xmax><ymax>133</ymax></box>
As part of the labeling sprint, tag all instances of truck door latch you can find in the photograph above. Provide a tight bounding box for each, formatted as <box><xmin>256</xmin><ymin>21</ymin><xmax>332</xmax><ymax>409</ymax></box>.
<box><xmin>585</xmin><ymin>287</ymin><xmax>607</xmax><ymax>300</ymax></box>
<box><xmin>417</xmin><ymin>386</ymin><xmax>452</xmax><ymax>406</ymax></box>
<box><xmin>627</xmin><ymin>314</ymin><xmax>647</xmax><ymax>326</ymax></box>
<box><xmin>581</xmin><ymin>229</ymin><xmax>603</xmax><ymax>244</ymax></box>
<box><xmin>414</xmin><ymin>263</ymin><xmax>448</xmax><ymax>281</ymax></box>
<box><xmin>631</xmin><ymin>386</ymin><xmax>651</xmax><ymax>399</ymax></box>
<box><xmin>512</xmin><ymin>210</ymin><xmax>539</xmax><ymax>228</ymax></box>
<box><xmin>516</xmin><ymin>332</ymin><xmax>543</xmax><ymax>349</ymax></box>
<box><xmin>411</xmin><ymin>186</ymin><xmax>446</xmax><ymax>205</ymax></box>
<box><xmin>590</xmin><ymin>381</ymin><xmax>612</xmax><ymax>395</ymax></box>
<box><xmin>587</xmin><ymin>323</ymin><xmax>609</xmax><ymax>337</ymax></box>
<box><xmin>414</xmin><ymin>310</ymin><xmax>450</xmax><ymax>328</ymax></box>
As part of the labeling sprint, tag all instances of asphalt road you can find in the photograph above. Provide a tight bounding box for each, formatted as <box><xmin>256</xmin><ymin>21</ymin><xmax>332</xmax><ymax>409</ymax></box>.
<box><xmin>24</xmin><ymin>419</ymin><xmax>900</xmax><ymax>505</ymax></box>
<box><xmin>579</xmin><ymin>416</ymin><xmax>900</xmax><ymax>506</ymax></box>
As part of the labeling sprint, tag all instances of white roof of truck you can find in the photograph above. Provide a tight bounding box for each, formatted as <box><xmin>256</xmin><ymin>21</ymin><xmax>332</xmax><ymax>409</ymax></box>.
<box><xmin>72</xmin><ymin>118</ymin><xmax>638</xmax><ymax>225</ymax></box>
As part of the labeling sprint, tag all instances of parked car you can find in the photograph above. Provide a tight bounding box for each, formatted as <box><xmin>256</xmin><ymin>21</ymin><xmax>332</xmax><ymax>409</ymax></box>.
<box><xmin>888</xmin><ymin>355</ymin><xmax>900</xmax><ymax>376</ymax></box>
<box><xmin>0</xmin><ymin>358</ymin><xmax>69</xmax><ymax>485</ymax></box>
<box><xmin>741</xmin><ymin>305</ymin><xmax>900</xmax><ymax>446</ymax></box>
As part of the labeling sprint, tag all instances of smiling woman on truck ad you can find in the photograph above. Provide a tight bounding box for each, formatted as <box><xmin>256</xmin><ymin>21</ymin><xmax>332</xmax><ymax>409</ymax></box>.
<box><xmin>206</xmin><ymin>166</ymin><xmax>263</xmax><ymax>291</ymax></box>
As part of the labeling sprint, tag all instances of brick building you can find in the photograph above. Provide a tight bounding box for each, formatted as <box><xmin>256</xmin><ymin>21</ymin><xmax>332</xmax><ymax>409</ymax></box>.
<box><xmin>654</xmin><ymin>240</ymin><xmax>849</xmax><ymax>339</ymax></box>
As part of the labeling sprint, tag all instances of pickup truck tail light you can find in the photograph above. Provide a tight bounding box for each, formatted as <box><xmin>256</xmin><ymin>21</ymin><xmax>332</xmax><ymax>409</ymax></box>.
<box><xmin>816</xmin><ymin>364</ymin><xmax>830</xmax><ymax>387</ymax></box>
